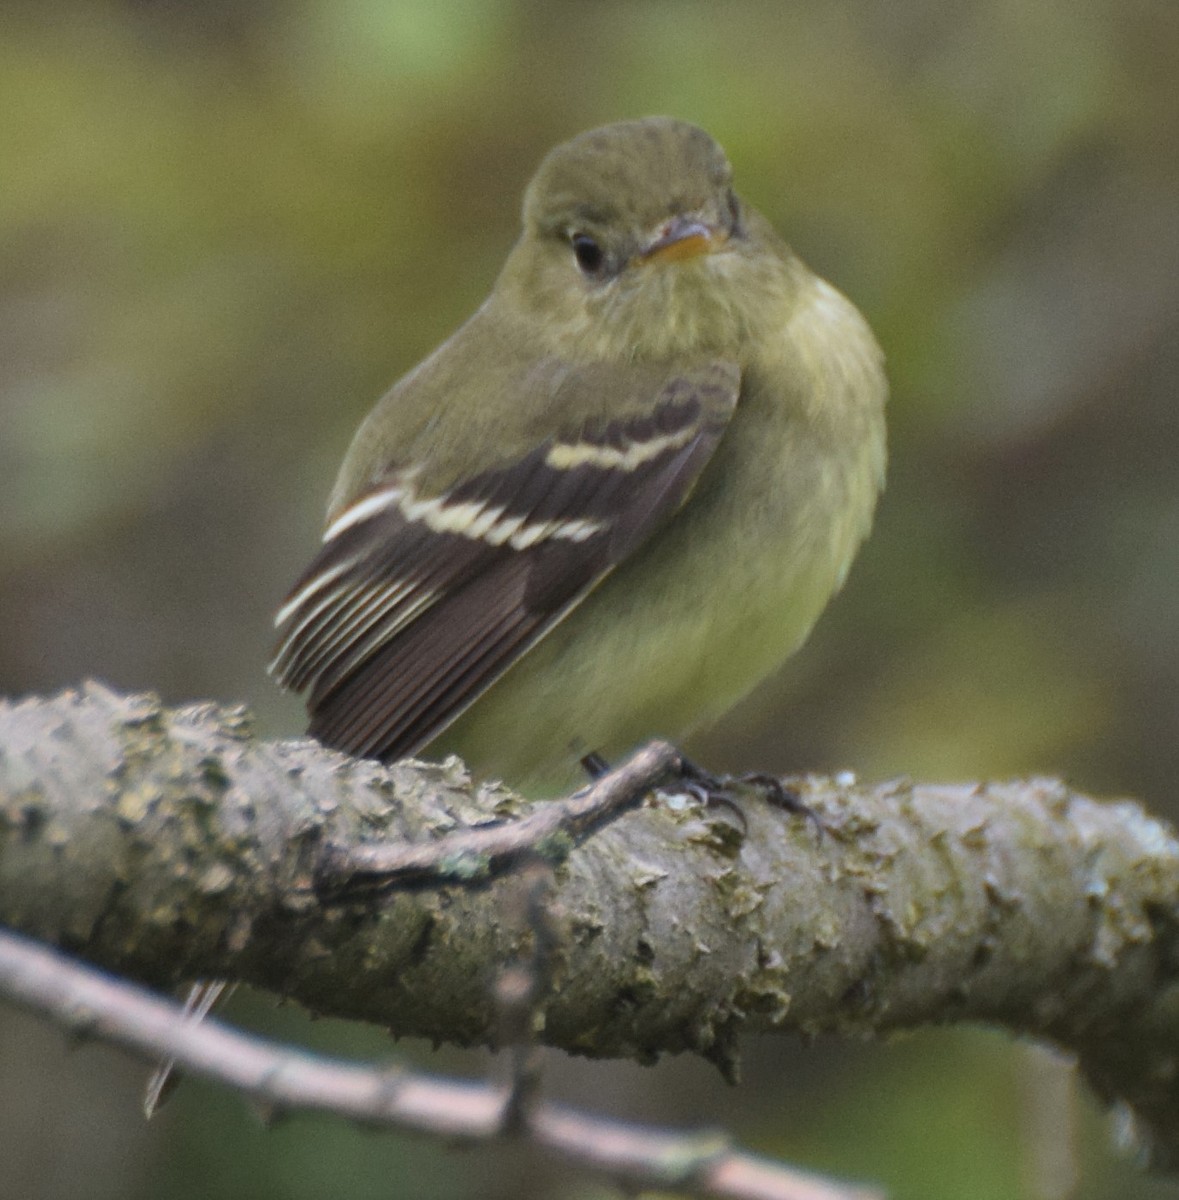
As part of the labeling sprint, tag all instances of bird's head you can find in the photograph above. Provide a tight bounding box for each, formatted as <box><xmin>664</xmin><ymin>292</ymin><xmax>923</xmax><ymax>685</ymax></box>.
<box><xmin>498</xmin><ymin>117</ymin><xmax>787</xmax><ymax>362</ymax></box>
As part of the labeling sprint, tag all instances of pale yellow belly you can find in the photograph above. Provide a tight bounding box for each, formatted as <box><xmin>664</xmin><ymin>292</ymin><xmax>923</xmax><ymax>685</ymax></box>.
<box><xmin>432</xmin><ymin>365</ymin><xmax>883</xmax><ymax>794</ymax></box>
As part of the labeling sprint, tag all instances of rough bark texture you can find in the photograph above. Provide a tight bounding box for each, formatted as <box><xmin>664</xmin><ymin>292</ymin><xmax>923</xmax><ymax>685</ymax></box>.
<box><xmin>2</xmin><ymin>683</ymin><xmax>1179</xmax><ymax>1166</ymax></box>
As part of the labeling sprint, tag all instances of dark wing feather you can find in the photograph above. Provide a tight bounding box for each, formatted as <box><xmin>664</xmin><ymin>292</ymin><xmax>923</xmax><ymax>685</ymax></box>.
<box><xmin>271</xmin><ymin>360</ymin><xmax>740</xmax><ymax>762</ymax></box>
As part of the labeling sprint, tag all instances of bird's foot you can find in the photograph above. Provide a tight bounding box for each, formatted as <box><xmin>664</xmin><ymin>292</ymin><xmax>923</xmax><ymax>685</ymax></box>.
<box><xmin>578</xmin><ymin>751</ymin><xmax>613</xmax><ymax>780</ymax></box>
<box><xmin>579</xmin><ymin>747</ymin><xmax>741</xmax><ymax>823</ymax></box>
<box><xmin>675</xmin><ymin>758</ymin><xmax>824</xmax><ymax>836</ymax></box>
<box><xmin>578</xmin><ymin>748</ymin><xmax>820</xmax><ymax>835</ymax></box>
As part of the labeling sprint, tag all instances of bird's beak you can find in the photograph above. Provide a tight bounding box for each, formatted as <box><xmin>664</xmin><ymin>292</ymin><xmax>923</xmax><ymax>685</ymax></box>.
<box><xmin>638</xmin><ymin>216</ymin><xmax>725</xmax><ymax>266</ymax></box>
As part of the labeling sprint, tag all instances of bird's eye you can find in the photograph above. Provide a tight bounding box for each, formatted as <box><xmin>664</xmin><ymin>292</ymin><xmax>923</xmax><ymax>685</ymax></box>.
<box><xmin>570</xmin><ymin>233</ymin><xmax>605</xmax><ymax>275</ymax></box>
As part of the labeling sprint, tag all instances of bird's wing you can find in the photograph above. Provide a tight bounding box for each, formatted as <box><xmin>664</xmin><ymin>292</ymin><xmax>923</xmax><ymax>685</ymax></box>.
<box><xmin>270</xmin><ymin>359</ymin><xmax>740</xmax><ymax>762</ymax></box>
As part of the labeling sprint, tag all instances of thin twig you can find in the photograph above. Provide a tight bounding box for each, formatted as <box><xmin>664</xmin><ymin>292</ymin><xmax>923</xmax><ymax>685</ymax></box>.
<box><xmin>314</xmin><ymin>739</ymin><xmax>683</xmax><ymax>893</ymax></box>
<box><xmin>495</xmin><ymin>858</ymin><xmax>557</xmax><ymax>1134</ymax></box>
<box><xmin>0</xmin><ymin>928</ymin><xmax>879</xmax><ymax>1200</ymax></box>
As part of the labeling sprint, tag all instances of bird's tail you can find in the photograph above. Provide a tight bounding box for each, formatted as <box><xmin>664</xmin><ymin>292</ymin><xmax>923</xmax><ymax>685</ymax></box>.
<box><xmin>143</xmin><ymin>979</ymin><xmax>236</xmax><ymax>1118</ymax></box>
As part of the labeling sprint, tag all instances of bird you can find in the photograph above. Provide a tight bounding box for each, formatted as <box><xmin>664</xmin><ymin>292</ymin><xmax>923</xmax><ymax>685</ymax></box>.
<box><xmin>145</xmin><ymin>116</ymin><xmax>887</xmax><ymax>1118</ymax></box>
<box><xmin>268</xmin><ymin>116</ymin><xmax>887</xmax><ymax>795</ymax></box>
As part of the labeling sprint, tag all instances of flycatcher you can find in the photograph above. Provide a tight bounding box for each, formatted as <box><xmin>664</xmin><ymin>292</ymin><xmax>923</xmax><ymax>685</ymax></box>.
<box><xmin>270</xmin><ymin>117</ymin><xmax>887</xmax><ymax>792</ymax></box>
<box><xmin>146</xmin><ymin>117</ymin><xmax>887</xmax><ymax>1117</ymax></box>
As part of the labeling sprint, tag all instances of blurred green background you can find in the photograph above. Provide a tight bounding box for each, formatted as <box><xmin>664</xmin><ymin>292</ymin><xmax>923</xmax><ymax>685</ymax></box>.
<box><xmin>2</xmin><ymin>1</ymin><xmax>1178</xmax><ymax>1197</ymax></box>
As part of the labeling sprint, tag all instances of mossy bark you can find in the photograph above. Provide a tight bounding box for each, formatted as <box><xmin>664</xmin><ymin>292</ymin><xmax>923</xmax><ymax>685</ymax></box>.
<box><xmin>3</xmin><ymin>682</ymin><xmax>1179</xmax><ymax>1165</ymax></box>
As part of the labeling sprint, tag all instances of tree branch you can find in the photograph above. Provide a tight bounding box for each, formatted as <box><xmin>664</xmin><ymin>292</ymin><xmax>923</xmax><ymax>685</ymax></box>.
<box><xmin>2</xmin><ymin>682</ymin><xmax>1179</xmax><ymax>1169</ymax></box>
<box><xmin>0</xmin><ymin>929</ymin><xmax>873</xmax><ymax>1200</ymax></box>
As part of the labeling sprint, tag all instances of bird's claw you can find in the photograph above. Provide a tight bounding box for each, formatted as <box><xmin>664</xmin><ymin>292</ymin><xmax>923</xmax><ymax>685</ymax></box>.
<box><xmin>578</xmin><ymin>748</ymin><xmax>822</xmax><ymax>838</ymax></box>
<box><xmin>676</xmin><ymin>758</ymin><xmax>824</xmax><ymax>836</ymax></box>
